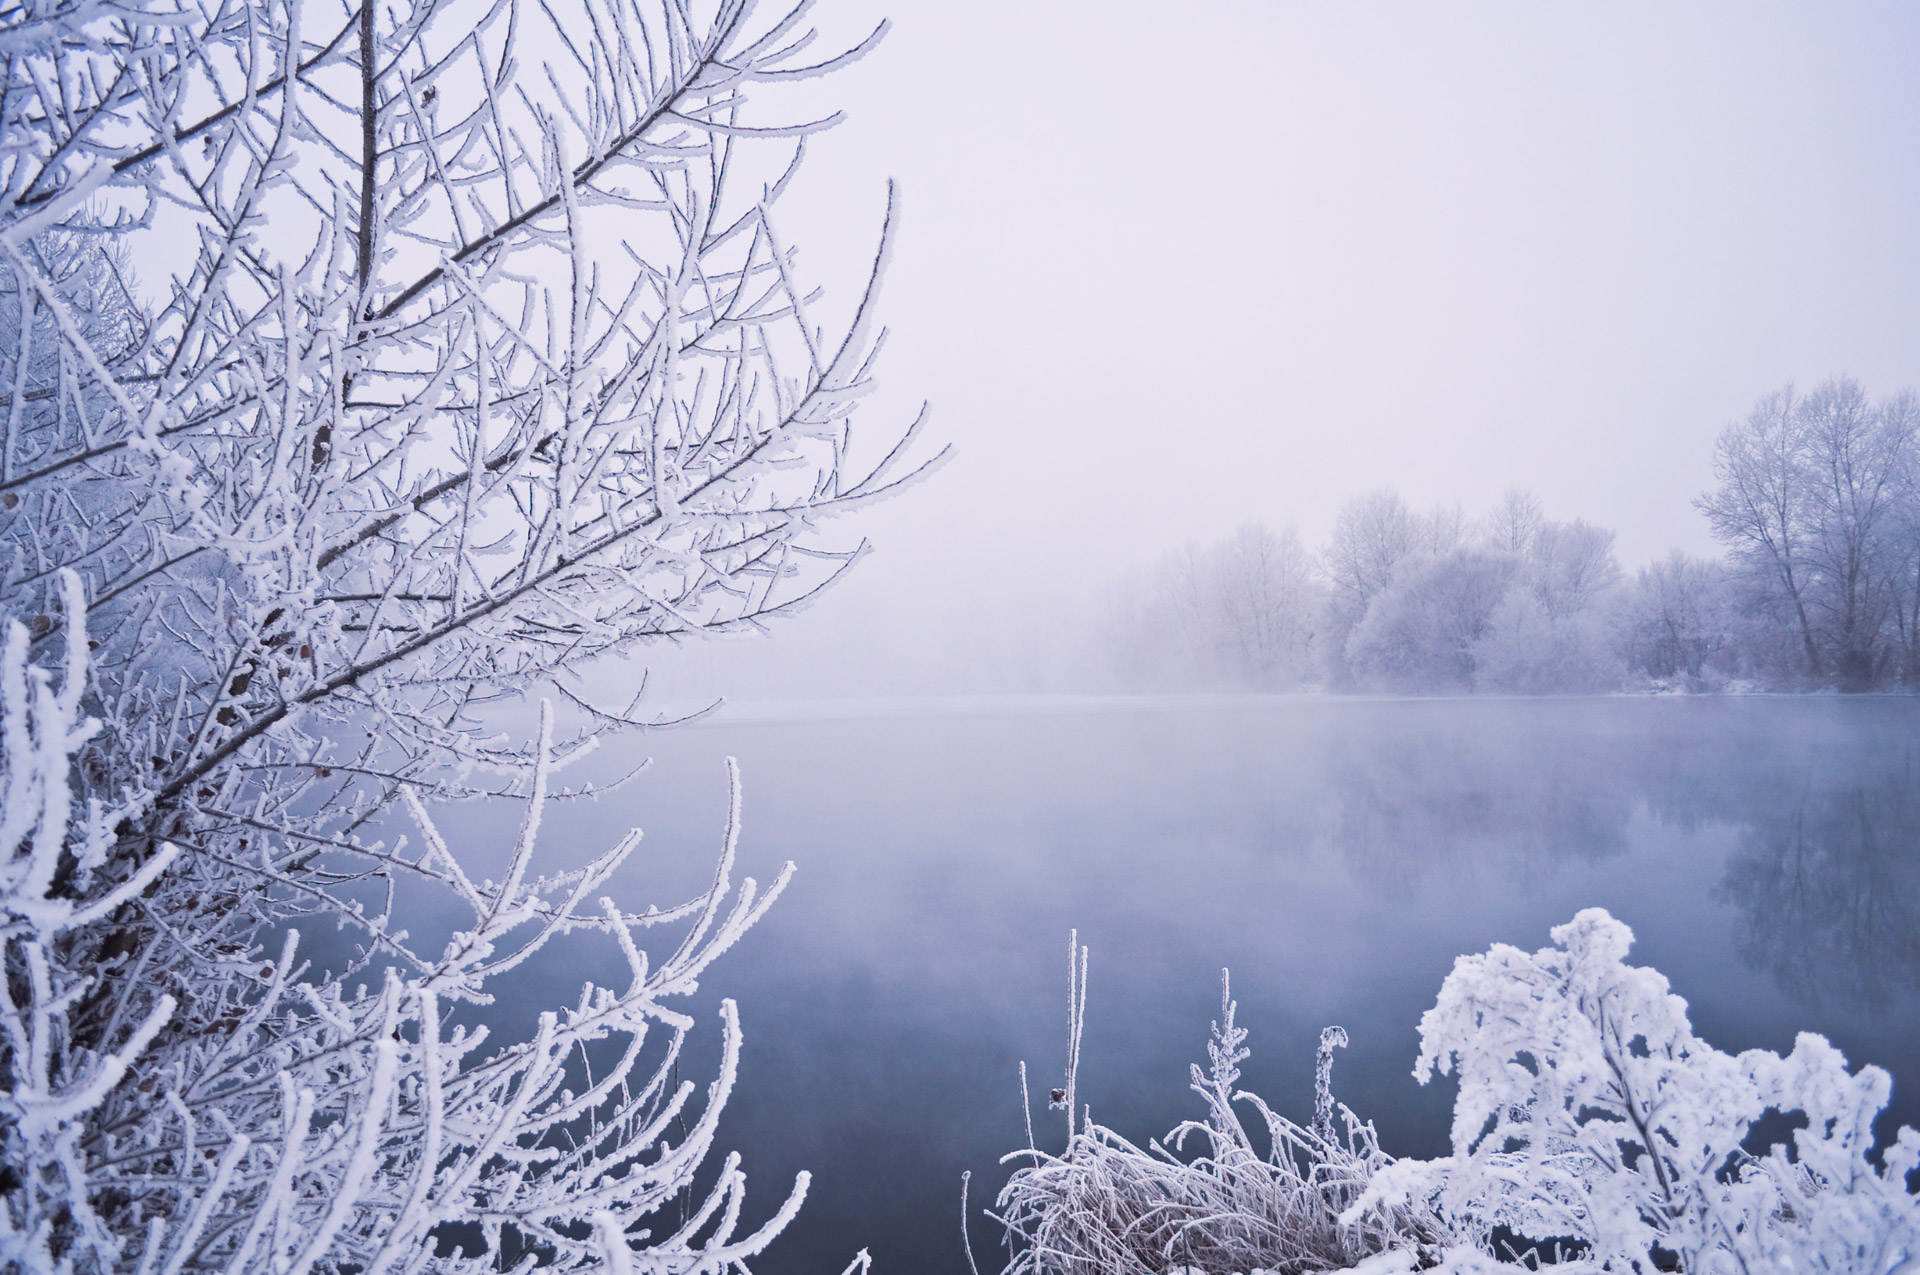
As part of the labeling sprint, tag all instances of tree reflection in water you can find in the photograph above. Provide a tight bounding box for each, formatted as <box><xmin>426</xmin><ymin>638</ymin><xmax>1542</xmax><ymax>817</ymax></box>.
<box><xmin>1319</xmin><ymin>701</ymin><xmax>1920</xmax><ymax>1012</ymax></box>
<box><xmin>1720</xmin><ymin>751</ymin><xmax>1920</xmax><ymax>1008</ymax></box>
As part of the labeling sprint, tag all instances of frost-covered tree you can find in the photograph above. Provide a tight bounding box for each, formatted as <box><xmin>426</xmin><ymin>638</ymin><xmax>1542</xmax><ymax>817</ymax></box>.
<box><xmin>0</xmin><ymin>0</ymin><xmax>934</xmax><ymax>1267</ymax></box>
<box><xmin>1103</xmin><ymin>523</ymin><xmax>1319</xmax><ymax>691</ymax></box>
<box><xmin>1523</xmin><ymin>520</ymin><xmax>1620</xmax><ymax>620</ymax></box>
<box><xmin>1698</xmin><ymin>377</ymin><xmax>1919</xmax><ymax>689</ymax></box>
<box><xmin>1798</xmin><ymin>378</ymin><xmax>1909</xmax><ymax>689</ymax></box>
<box><xmin>1888</xmin><ymin>425</ymin><xmax>1920</xmax><ymax>686</ymax></box>
<box><xmin>1697</xmin><ymin>387</ymin><xmax>1824</xmax><ymax>680</ymax></box>
<box><xmin>1478</xmin><ymin>487</ymin><xmax>1543</xmax><ymax>558</ymax></box>
<box><xmin>1343</xmin><ymin>548</ymin><xmax>1516</xmax><ymax>693</ymax></box>
<box><xmin>1126</xmin><ymin>540</ymin><xmax>1219</xmax><ymax>687</ymax></box>
<box><xmin>1619</xmin><ymin>551</ymin><xmax>1732</xmax><ymax>686</ymax></box>
<box><xmin>1470</xmin><ymin>591</ymin><xmax>1619</xmax><ymax>695</ymax></box>
<box><xmin>1322</xmin><ymin>491</ymin><xmax>1420</xmax><ymax>656</ymax></box>
<box><xmin>1209</xmin><ymin>524</ymin><xmax>1318</xmax><ymax>688</ymax></box>
<box><xmin>1470</xmin><ymin>519</ymin><xmax>1623</xmax><ymax>694</ymax></box>
<box><xmin>1321</xmin><ymin>491</ymin><xmax>1466</xmax><ymax>688</ymax></box>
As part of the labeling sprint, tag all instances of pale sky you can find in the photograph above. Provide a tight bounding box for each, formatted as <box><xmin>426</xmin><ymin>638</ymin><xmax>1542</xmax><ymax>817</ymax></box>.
<box><xmin>654</xmin><ymin>1</ymin><xmax>1920</xmax><ymax>688</ymax></box>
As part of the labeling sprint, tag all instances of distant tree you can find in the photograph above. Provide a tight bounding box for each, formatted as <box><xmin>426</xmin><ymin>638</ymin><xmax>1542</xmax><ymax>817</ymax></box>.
<box><xmin>1344</xmin><ymin>548</ymin><xmax>1517</xmax><ymax>692</ymax></box>
<box><xmin>1698</xmin><ymin>387</ymin><xmax>1824</xmax><ymax>680</ymax></box>
<box><xmin>1105</xmin><ymin>524</ymin><xmax>1318</xmax><ymax>690</ymax></box>
<box><xmin>1322</xmin><ymin>490</ymin><xmax>1471</xmax><ymax>686</ymax></box>
<box><xmin>1479</xmin><ymin>486</ymin><xmax>1544</xmax><ymax>557</ymax></box>
<box><xmin>1798</xmin><ymin>378</ymin><xmax>1908</xmax><ymax>689</ymax></box>
<box><xmin>1888</xmin><ymin>402</ymin><xmax>1920</xmax><ymax>684</ymax></box>
<box><xmin>1324</xmin><ymin>491</ymin><xmax>1419</xmax><ymax>626</ymax></box>
<box><xmin>1337</xmin><ymin>493</ymin><xmax>1627</xmax><ymax>695</ymax></box>
<box><xmin>1474</xmin><ymin>597</ymin><xmax>1622</xmax><ymax>695</ymax></box>
<box><xmin>1211</xmin><ymin>523</ymin><xmax>1318</xmax><ymax>688</ymax></box>
<box><xmin>1415</xmin><ymin>503</ymin><xmax>1470</xmax><ymax>558</ymax></box>
<box><xmin>1620</xmin><ymin>551</ymin><xmax>1733</xmax><ymax>684</ymax></box>
<box><xmin>1527</xmin><ymin>519</ymin><xmax>1622</xmax><ymax>619</ymax></box>
<box><xmin>1698</xmin><ymin>377</ymin><xmax>1919</xmax><ymax>688</ymax></box>
<box><xmin>1151</xmin><ymin>540</ymin><xmax>1222</xmax><ymax>682</ymax></box>
<box><xmin>1470</xmin><ymin>517</ymin><xmax>1624</xmax><ymax>694</ymax></box>
<box><xmin>1102</xmin><ymin>540</ymin><xmax>1216</xmax><ymax>689</ymax></box>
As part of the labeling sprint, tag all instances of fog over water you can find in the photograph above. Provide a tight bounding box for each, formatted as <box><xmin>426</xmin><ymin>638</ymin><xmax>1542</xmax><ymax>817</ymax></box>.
<box><xmin>675</xmin><ymin>1</ymin><xmax>1920</xmax><ymax>696</ymax></box>
<box><xmin>27</xmin><ymin>0</ymin><xmax>1920</xmax><ymax>1265</ymax></box>
<box><xmin>485</xmin><ymin>5</ymin><xmax>1920</xmax><ymax>1267</ymax></box>
<box><xmin>440</xmin><ymin>697</ymin><xmax>1920</xmax><ymax>1274</ymax></box>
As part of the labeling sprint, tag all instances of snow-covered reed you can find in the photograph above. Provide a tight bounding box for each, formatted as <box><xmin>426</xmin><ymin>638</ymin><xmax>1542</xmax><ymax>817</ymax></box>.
<box><xmin>994</xmin><ymin>918</ymin><xmax>1920</xmax><ymax>1275</ymax></box>
<box><xmin>991</xmin><ymin>954</ymin><xmax>1442</xmax><ymax>1275</ymax></box>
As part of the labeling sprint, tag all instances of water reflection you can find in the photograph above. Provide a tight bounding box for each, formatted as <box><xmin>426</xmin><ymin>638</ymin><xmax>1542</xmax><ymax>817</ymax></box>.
<box><xmin>512</xmin><ymin>696</ymin><xmax>1920</xmax><ymax>1275</ymax></box>
<box><xmin>1719</xmin><ymin>753</ymin><xmax>1920</xmax><ymax>1008</ymax></box>
<box><xmin>1309</xmin><ymin>701</ymin><xmax>1920</xmax><ymax>1011</ymax></box>
<box><xmin>1327</xmin><ymin>716</ymin><xmax>1635</xmax><ymax>889</ymax></box>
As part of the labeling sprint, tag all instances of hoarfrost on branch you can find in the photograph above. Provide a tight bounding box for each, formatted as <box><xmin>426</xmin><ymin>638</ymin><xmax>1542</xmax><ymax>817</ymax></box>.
<box><xmin>0</xmin><ymin>0</ymin><xmax>935</xmax><ymax>1267</ymax></box>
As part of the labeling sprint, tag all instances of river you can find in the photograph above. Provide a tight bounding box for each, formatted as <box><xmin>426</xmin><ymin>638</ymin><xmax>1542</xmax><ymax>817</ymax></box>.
<box><xmin>445</xmin><ymin>695</ymin><xmax>1920</xmax><ymax>1273</ymax></box>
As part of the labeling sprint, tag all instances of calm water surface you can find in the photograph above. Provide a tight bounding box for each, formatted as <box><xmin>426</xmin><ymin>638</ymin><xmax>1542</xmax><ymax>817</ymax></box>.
<box><xmin>455</xmin><ymin>696</ymin><xmax>1920</xmax><ymax>1273</ymax></box>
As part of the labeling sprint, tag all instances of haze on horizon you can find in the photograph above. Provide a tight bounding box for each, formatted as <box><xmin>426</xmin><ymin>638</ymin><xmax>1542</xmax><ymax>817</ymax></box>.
<box><xmin>632</xmin><ymin>1</ymin><xmax>1920</xmax><ymax>701</ymax></box>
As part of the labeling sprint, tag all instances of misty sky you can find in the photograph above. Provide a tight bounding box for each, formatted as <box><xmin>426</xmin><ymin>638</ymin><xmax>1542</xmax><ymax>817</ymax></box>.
<box><xmin>653</xmin><ymin>2</ymin><xmax>1920</xmax><ymax>690</ymax></box>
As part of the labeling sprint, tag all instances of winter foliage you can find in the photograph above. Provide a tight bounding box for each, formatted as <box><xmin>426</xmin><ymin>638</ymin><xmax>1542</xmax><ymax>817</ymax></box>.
<box><xmin>1098</xmin><ymin>375</ymin><xmax>1920</xmax><ymax>696</ymax></box>
<box><xmin>995</xmin><ymin>915</ymin><xmax>1920</xmax><ymax>1274</ymax></box>
<box><xmin>4</xmin><ymin>583</ymin><xmax>805</xmax><ymax>1271</ymax></box>
<box><xmin>1356</xmin><ymin>908</ymin><xmax>1920</xmax><ymax>1271</ymax></box>
<box><xmin>0</xmin><ymin>0</ymin><xmax>931</xmax><ymax>1267</ymax></box>
<box><xmin>1104</xmin><ymin>490</ymin><xmax>1637</xmax><ymax>695</ymax></box>
<box><xmin>1698</xmin><ymin>378</ymin><xmax>1920</xmax><ymax>689</ymax></box>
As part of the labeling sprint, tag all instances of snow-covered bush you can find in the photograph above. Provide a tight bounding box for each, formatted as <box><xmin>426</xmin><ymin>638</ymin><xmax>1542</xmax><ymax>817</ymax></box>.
<box><xmin>1350</xmin><ymin>909</ymin><xmax>1920</xmax><ymax>1272</ymax></box>
<box><xmin>996</xmin><ymin>916</ymin><xmax>1919</xmax><ymax>1275</ymax></box>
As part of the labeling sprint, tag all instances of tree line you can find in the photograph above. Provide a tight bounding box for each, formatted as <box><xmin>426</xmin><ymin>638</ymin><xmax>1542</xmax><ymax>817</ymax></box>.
<box><xmin>1106</xmin><ymin>375</ymin><xmax>1920</xmax><ymax>693</ymax></box>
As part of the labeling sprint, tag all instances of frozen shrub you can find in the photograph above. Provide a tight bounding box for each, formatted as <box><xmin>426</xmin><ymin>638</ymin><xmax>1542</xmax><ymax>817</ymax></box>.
<box><xmin>1349</xmin><ymin>909</ymin><xmax>1920</xmax><ymax>1271</ymax></box>
<box><xmin>998</xmin><ymin>916</ymin><xmax>1920</xmax><ymax>1274</ymax></box>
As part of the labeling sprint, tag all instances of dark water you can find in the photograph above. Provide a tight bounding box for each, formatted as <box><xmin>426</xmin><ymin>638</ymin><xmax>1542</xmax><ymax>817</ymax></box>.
<box><xmin>459</xmin><ymin>695</ymin><xmax>1920</xmax><ymax>1273</ymax></box>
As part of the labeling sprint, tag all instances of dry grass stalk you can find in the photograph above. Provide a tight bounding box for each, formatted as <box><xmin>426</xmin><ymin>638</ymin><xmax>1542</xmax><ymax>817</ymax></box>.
<box><xmin>991</xmin><ymin>967</ymin><xmax>1445</xmax><ymax>1275</ymax></box>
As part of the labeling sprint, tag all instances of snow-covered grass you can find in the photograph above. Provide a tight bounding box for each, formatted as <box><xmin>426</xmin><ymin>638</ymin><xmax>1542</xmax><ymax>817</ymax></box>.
<box><xmin>995</xmin><ymin>916</ymin><xmax>1920</xmax><ymax>1274</ymax></box>
<box><xmin>992</xmin><ymin>962</ymin><xmax>1443</xmax><ymax>1275</ymax></box>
